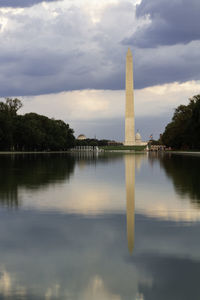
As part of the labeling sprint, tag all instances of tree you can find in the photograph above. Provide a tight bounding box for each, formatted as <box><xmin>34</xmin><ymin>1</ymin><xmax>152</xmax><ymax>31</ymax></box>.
<box><xmin>0</xmin><ymin>98</ymin><xmax>23</xmax><ymax>150</ymax></box>
<box><xmin>5</xmin><ymin>98</ymin><xmax>23</xmax><ymax>115</ymax></box>
<box><xmin>162</xmin><ymin>95</ymin><xmax>200</xmax><ymax>149</ymax></box>
<box><xmin>0</xmin><ymin>98</ymin><xmax>75</xmax><ymax>151</ymax></box>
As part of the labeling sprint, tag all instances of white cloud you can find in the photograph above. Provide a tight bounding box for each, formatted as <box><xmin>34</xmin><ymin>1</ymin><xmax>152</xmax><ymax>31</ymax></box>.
<box><xmin>135</xmin><ymin>80</ymin><xmax>200</xmax><ymax>116</ymax></box>
<box><xmin>0</xmin><ymin>0</ymin><xmax>144</xmax><ymax>96</ymax></box>
<box><xmin>20</xmin><ymin>80</ymin><xmax>200</xmax><ymax>127</ymax></box>
<box><xmin>17</xmin><ymin>80</ymin><xmax>200</xmax><ymax>139</ymax></box>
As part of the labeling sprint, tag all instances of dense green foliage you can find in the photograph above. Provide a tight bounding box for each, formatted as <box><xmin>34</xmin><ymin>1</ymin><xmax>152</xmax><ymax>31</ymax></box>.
<box><xmin>0</xmin><ymin>98</ymin><xmax>75</xmax><ymax>151</ymax></box>
<box><xmin>150</xmin><ymin>139</ymin><xmax>162</xmax><ymax>145</ymax></box>
<box><xmin>75</xmin><ymin>138</ymin><xmax>125</xmax><ymax>147</ymax></box>
<box><xmin>75</xmin><ymin>138</ymin><xmax>111</xmax><ymax>147</ymax></box>
<box><xmin>162</xmin><ymin>95</ymin><xmax>200</xmax><ymax>149</ymax></box>
<box><xmin>101</xmin><ymin>145</ymin><xmax>146</xmax><ymax>151</ymax></box>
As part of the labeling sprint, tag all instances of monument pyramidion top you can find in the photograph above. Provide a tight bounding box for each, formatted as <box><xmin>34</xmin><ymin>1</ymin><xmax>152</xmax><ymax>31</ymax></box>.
<box><xmin>127</xmin><ymin>48</ymin><xmax>133</xmax><ymax>57</ymax></box>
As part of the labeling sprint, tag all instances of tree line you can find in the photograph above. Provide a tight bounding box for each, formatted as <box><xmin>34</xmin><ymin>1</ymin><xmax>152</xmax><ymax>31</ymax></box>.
<box><xmin>0</xmin><ymin>98</ymin><xmax>75</xmax><ymax>151</ymax></box>
<box><xmin>75</xmin><ymin>138</ymin><xmax>113</xmax><ymax>147</ymax></box>
<box><xmin>162</xmin><ymin>95</ymin><xmax>200</xmax><ymax>150</ymax></box>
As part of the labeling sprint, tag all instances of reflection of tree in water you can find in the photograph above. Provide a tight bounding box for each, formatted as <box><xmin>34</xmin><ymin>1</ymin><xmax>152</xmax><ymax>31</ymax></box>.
<box><xmin>159</xmin><ymin>154</ymin><xmax>200</xmax><ymax>205</ymax></box>
<box><xmin>72</xmin><ymin>152</ymin><xmax>124</xmax><ymax>163</ymax></box>
<box><xmin>0</xmin><ymin>154</ymin><xmax>75</xmax><ymax>208</ymax></box>
<box><xmin>72</xmin><ymin>152</ymin><xmax>126</xmax><ymax>171</ymax></box>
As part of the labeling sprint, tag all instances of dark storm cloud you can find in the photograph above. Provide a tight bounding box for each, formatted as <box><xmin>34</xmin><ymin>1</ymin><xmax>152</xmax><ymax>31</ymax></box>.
<box><xmin>123</xmin><ymin>0</ymin><xmax>200</xmax><ymax>47</ymax></box>
<box><xmin>133</xmin><ymin>41</ymin><xmax>200</xmax><ymax>88</ymax></box>
<box><xmin>2</xmin><ymin>41</ymin><xmax>200</xmax><ymax>96</ymax></box>
<box><xmin>0</xmin><ymin>1</ymin><xmax>200</xmax><ymax>96</ymax></box>
<box><xmin>0</xmin><ymin>0</ymin><xmax>61</xmax><ymax>8</ymax></box>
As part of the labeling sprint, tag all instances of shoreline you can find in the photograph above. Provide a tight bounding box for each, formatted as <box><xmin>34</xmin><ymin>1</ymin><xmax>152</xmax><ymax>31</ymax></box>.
<box><xmin>0</xmin><ymin>150</ymin><xmax>200</xmax><ymax>155</ymax></box>
<box><xmin>0</xmin><ymin>151</ymin><xmax>72</xmax><ymax>154</ymax></box>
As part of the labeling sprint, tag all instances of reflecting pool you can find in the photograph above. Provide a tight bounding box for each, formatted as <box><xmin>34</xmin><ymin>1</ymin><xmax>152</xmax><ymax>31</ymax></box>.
<box><xmin>0</xmin><ymin>152</ymin><xmax>200</xmax><ymax>299</ymax></box>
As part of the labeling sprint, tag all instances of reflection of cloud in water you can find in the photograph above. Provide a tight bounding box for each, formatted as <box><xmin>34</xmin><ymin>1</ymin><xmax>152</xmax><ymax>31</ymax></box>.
<box><xmin>19</xmin><ymin>154</ymin><xmax>144</xmax><ymax>215</ymax></box>
<box><xmin>19</xmin><ymin>182</ymin><xmax>125</xmax><ymax>215</ymax></box>
<box><xmin>125</xmin><ymin>155</ymin><xmax>135</xmax><ymax>254</ymax></box>
<box><xmin>137</xmin><ymin>254</ymin><xmax>200</xmax><ymax>300</ymax></box>
<box><xmin>135</xmin><ymin>154</ymin><xmax>147</xmax><ymax>171</ymax></box>
<box><xmin>45</xmin><ymin>284</ymin><xmax>60</xmax><ymax>300</ymax></box>
<box><xmin>2</xmin><ymin>153</ymin><xmax>200</xmax><ymax>222</ymax></box>
<box><xmin>19</xmin><ymin>153</ymin><xmax>200</xmax><ymax>222</ymax></box>
<box><xmin>136</xmin><ymin>190</ymin><xmax>200</xmax><ymax>222</ymax></box>
<box><xmin>19</xmin><ymin>154</ymin><xmax>146</xmax><ymax>216</ymax></box>
<box><xmin>136</xmin><ymin>153</ymin><xmax>200</xmax><ymax>222</ymax></box>
<box><xmin>0</xmin><ymin>270</ymin><xmax>122</xmax><ymax>300</ymax></box>
<box><xmin>1</xmin><ymin>210</ymin><xmax>200</xmax><ymax>299</ymax></box>
<box><xmin>0</xmin><ymin>270</ymin><xmax>12</xmax><ymax>297</ymax></box>
<box><xmin>82</xmin><ymin>275</ymin><xmax>121</xmax><ymax>300</ymax></box>
<box><xmin>0</xmin><ymin>213</ymin><xmax>142</xmax><ymax>299</ymax></box>
<box><xmin>2</xmin><ymin>154</ymin><xmax>200</xmax><ymax>299</ymax></box>
<box><xmin>0</xmin><ymin>268</ymin><xmax>26</xmax><ymax>298</ymax></box>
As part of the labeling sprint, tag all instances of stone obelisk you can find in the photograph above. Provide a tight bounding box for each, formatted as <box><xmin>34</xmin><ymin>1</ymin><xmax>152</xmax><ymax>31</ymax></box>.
<box><xmin>124</xmin><ymin>48</ymin><xmax>135</xmax><ymax>146</ymax></box>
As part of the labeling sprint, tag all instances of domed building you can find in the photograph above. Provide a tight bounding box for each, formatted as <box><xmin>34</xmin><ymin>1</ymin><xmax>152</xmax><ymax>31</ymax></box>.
<box><xmin>135</xmin><ymin>131</ymin><xmax>147</xmax><ymax>147</ymax></box>
<box><xmin>77</xmin><ymin>134</ymin><xmax>87</xmax><ymax>140</ymax></box>
<box><xmin>135</xmin><ymin>132</ymin><xmax>142</xmax><ymax>145</ymax></box>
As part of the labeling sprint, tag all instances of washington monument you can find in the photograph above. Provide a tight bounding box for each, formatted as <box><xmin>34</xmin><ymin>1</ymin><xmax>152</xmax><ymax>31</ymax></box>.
<box><xmin>124</xmin><ymin>48</ymin><xmax>135</xmax><ymax>146</ymax></box>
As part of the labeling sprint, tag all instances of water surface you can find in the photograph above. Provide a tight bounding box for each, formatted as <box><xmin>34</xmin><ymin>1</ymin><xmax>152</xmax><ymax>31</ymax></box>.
<box><xmin>0</xmin><ymin>152</ymin><xmax>200</xmax><ymax>299</ymax></box>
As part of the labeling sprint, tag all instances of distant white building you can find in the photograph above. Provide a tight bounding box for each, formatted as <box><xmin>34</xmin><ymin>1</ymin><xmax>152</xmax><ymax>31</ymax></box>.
<box><xmin>135</xmin><ymin>132</ymin><xmax>147</xmax><ymax>147</ymax></box>
<box><xmin>77</xmin><ymin>134</ymin><xmax>87</xmax><ymax>140</ymax></box>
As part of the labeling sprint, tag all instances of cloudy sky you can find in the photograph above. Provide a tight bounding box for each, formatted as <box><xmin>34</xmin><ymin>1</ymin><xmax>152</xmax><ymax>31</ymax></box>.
<box><xmin>0</xmin><ymin>0</ymin><xmax>200</xmax><ymax>140</ymax></box>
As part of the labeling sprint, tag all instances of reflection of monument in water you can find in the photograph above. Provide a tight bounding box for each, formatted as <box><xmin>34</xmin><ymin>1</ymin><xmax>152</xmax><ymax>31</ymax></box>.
<box><xmin>125</xmin><ymin>154</ymin><xmax>147</xmax><ymax>254</ymax></box>
<box><xmin>125</xmin><ymin>154</ymin><xmax>135</xmax><ymax>254</ymax></box>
